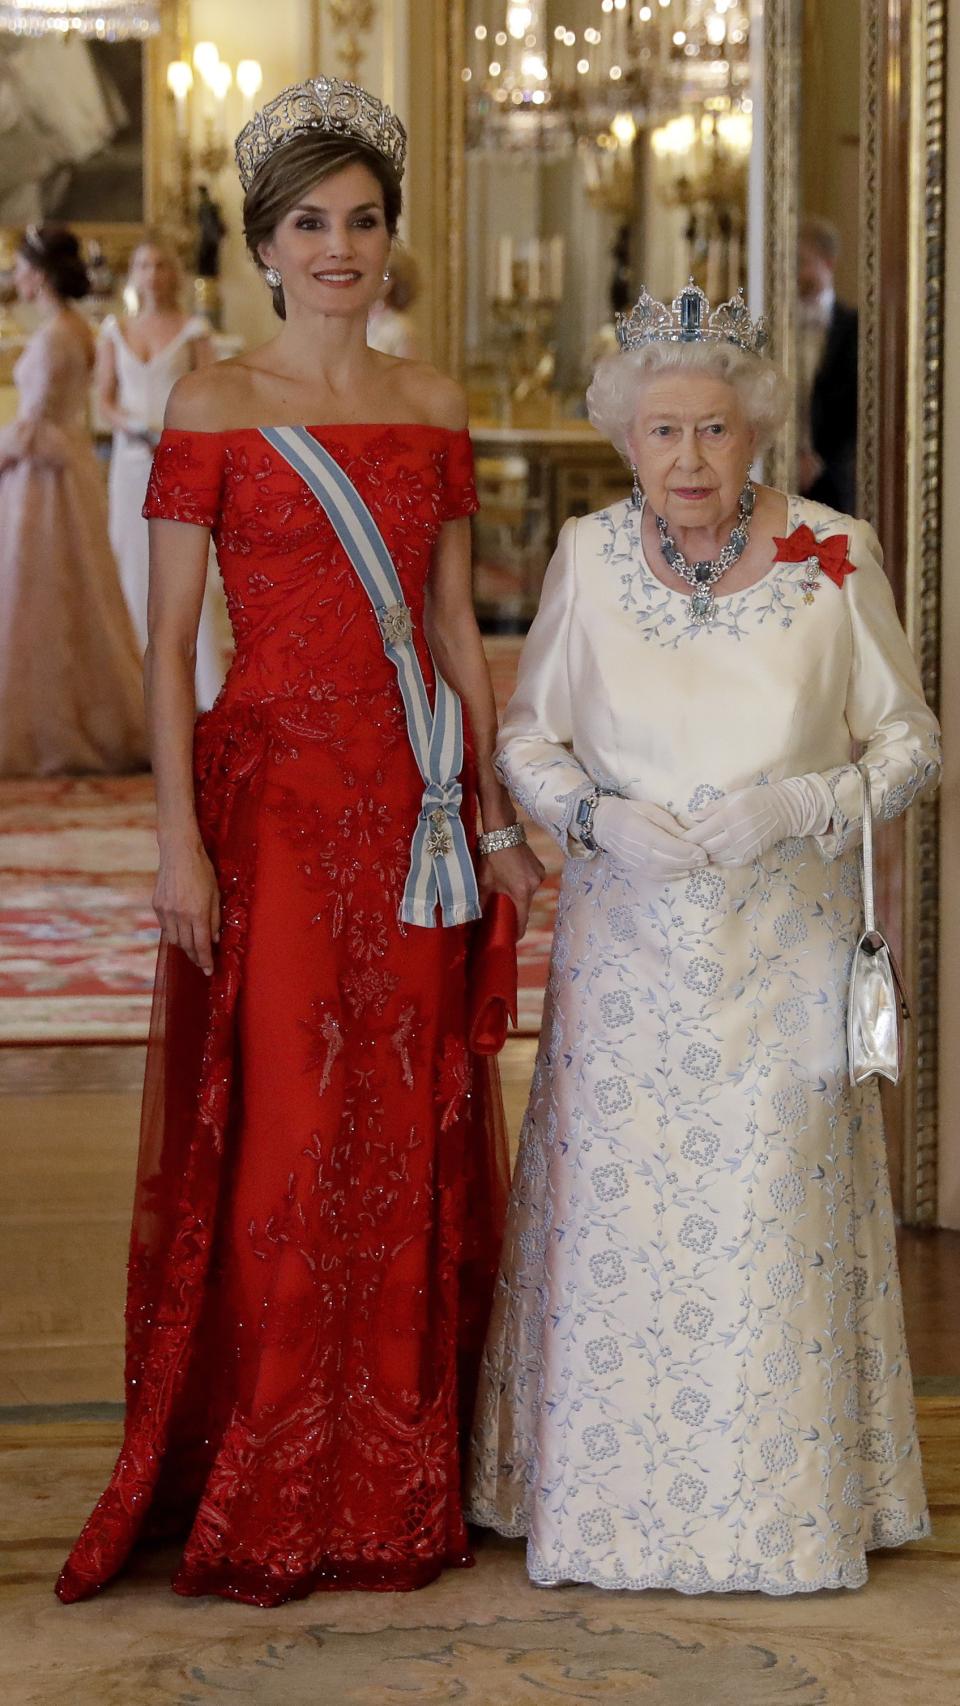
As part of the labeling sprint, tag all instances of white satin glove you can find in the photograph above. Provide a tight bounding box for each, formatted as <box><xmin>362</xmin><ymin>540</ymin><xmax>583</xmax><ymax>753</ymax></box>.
<box><xmin>593</xmin><ymin>796</ymin><xmax>709</xmax><ymax>880</ymax></box>
<box><xmin>684</xmin><ymin>774</ymin><xmax>834</xmax><ymax>867</ymax></box>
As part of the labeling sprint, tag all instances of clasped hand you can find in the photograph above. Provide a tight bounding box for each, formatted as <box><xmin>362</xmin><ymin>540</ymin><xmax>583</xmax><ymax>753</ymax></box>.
<box><xmin>592</xmin><ymin>775</ymin><xmax>833</xmax><ymax>875</ymax></box>
<box><xmin>682</xmin><ymin>775</ymin><xmax>834</xmax><ymax>867</ymax></box>
<box><xmin>592</xmin><ymin>797</ymin><xmax>707</xmax><ymax>880</ymax></box>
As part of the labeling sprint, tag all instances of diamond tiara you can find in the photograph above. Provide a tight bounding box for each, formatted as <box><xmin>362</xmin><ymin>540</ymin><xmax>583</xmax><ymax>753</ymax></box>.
<box><xmin>235</xmin><ymin>77</ymin><xmax>407</xmax><ymax>193</ymax></box>
<box><xmin>615</xmin><ymin>279</ymin><xmax>769</xmax><ymax>358</ymax></box>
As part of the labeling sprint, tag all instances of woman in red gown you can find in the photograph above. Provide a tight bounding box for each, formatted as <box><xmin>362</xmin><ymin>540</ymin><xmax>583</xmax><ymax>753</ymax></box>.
<box><xmin>57</xmin><ymin>79</ymin><xmax>541</xmax><ymax>1607</ymax></box>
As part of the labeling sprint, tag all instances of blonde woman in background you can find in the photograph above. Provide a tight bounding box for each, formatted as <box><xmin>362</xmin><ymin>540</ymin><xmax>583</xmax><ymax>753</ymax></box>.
<box><xmin>97</xmin><ymin>239</ymin><xmax>227</xmax><ymax>710</ymax></box>
<box><xmin>366</xmin><ymin>244</ymin><xmax>420</xmax><ymax>359</ymax></box>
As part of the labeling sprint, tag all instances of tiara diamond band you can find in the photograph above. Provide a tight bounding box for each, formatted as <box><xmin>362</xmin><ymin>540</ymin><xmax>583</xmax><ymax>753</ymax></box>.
<box><xmin>235</xmin><ymin>77</ymin><xmax>407</xmax><ymax>192</ymax></box>
<box><xmin>616</xmin><ymin>279</ymin><xmax>768</xmax><ymax>359</ymax></box>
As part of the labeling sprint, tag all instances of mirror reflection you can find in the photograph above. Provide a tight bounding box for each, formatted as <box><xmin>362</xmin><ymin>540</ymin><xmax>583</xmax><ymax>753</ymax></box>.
<box><xmin>462</xmin><ymin>0</ymin><xmax>754</xmax><ymax>624</ymax></box>
<box><xmin>797</xmin><ymin>0</ymin><xmax>860</xmax><ymax>517</ymax></box>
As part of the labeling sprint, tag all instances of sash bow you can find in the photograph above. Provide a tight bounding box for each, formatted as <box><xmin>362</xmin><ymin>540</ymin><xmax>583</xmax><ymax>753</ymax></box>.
<box><xmin>772</xmin><ymin>522</ymin><xmax>857</xmax><ymax>587</ymax></box>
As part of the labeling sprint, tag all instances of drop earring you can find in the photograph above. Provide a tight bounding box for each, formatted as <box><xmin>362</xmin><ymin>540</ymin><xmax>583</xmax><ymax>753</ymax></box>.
<box><xmin>263</xmin><ymin>266</ymin><xmax>282</xmax><ymax>289</ymax></box>
<box><xmin>631</xmin><ymin>465</ymin><xmax>643</xmax><ymax>509</ymax></box>
<box><xmin>383</xmin><ymin>269</ymin><xmax>391</xmax><ymax>282</ymax></box>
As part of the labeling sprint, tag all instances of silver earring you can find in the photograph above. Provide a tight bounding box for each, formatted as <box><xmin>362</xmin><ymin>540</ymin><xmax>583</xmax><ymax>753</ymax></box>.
<box><xmin>631</xmin><ymin>465</ymin><xmax>643</xmax><ymax>508</ymax></box>
<box><xmin>383</xmin><ymin>270</ymin><xmax>391</xmax><ymax>282</ymax></box>
<box><xmin>263</xmin><ymin>266</ymin><xmax>282</xmax><ymax>289</ymax></box>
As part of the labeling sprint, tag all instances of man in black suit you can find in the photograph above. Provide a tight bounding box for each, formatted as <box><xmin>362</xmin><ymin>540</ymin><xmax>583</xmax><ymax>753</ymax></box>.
<box><xmin>796</xmin><ymin>217</ymin><xmax>858</xmax><ymax>515</ymax></box>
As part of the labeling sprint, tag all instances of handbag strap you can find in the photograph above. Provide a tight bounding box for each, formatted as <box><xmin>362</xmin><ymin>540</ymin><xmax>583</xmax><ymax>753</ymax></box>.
<box><xmin>857</xmin><ymin>761</ymin><xmax>876</xmax><ymax>935</ymax></box>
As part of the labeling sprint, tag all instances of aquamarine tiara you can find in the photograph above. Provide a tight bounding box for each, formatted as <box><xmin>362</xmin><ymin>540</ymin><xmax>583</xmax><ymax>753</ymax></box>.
<box><xmin>235</xmin><ymin>77</ymin><xmax>407</xmax><ymax>193</ymax></box>
<box><xmin>616</xmin><ymin>279</ymin><xmax>769</xmax><ymax>358</ymax></box>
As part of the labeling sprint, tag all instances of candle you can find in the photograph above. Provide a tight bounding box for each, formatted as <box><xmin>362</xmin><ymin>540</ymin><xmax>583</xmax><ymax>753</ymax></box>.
<box><xmin>549</xmin><ymin>235</ymin><xmax>564</xmax><ymax>301</ymax></box>
<box><xmin>705</xmin><ymin>234</ymin><xmax>723</xmax><ymax>306</ymax></box>
<box><xmin>496</xmin><ymin>235</ymin><xmax>514</xmax><ymax>302</ymax></box>
<box><xmin>209</xmin><ymin>59</ymin><xmax>233</xmax><ymax>141</ymax></box>
<box><xmin>237</xmin><ymin>59</ymin><xmax>264</xmax><ymax>122</ymax></box>
<box><xmin>166</xmin><ymin>59</ymin><xmax>193</xmax><ymax>139</ymax></box>
<box><xmin>527</xmin><ymin>239</ymin><xmax>541</xmax><ymax>302</ymax></box>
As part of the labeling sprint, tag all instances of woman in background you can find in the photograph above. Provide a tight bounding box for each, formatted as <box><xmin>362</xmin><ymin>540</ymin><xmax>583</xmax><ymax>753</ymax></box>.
<box><xmin>366</xmin><ymin>245</ymin><xmax>420</xmax><ymax>360</ymax></box>
<box><xmin>0</xmin><ymin>223</ymin><xmax>145</xmax><ymax>776</ymax></box>
<box><xmin>97</xmin><ymin>239</ymin><xmax>226</xmax><ymax>711</ymax></box>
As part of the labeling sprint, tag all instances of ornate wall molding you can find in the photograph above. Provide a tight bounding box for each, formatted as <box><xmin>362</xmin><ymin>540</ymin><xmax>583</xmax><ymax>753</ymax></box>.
<box><xmin>901</xmin><ymin>0</ymin><xmax>946</xmax><ymax>1223</ymax></box>
<box><xmin>762</xmin><ymin>0</ymin><xmax>802</xmax><ymax>494</ymax></box>
<box><xmin>327</xmin><ymin>1</ymin><xmax>377</xmax><ymax>81</ymax></box>
<box><xmin>857</xmin><ymin>0</ymin><xmax>882</xmax><ymax>533</ymax></box>
<box><xmin>444</xmin><ymin>0</ymin><xmax>466</xmax><ymax>378</ymax></box>
<box><xmin>856</xmin><ymin>0</ymin><xmax>945</xmax><ymax>1222</ymax></box>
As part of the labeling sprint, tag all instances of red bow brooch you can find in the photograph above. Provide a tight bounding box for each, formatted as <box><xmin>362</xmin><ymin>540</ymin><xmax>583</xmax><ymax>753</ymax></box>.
<box><xmin>773</xmin><ymin>523</ymin><xmax>857</xmax><ymax>604</ymax></box>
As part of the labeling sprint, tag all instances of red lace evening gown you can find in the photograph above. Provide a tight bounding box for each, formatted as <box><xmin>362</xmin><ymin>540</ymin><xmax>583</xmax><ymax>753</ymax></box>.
<box><xmin>56</xmin><ymin>424</ymin><xmax>507</xmax><ymax>1606</ymax></box>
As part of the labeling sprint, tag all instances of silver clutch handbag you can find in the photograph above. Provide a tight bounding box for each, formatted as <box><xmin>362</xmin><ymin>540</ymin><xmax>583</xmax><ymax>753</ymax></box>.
<box><xmin>847</xmin><ymin>762</ymin><xmax>909</xmax><ymax>1086</ymax></box>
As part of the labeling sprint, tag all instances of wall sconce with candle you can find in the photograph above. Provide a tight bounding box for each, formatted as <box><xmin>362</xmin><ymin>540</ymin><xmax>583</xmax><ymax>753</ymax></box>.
<box><xmin>164</xmin><ymin>40</ymin><xmax>262</xmax><ymax>322</ymax></box>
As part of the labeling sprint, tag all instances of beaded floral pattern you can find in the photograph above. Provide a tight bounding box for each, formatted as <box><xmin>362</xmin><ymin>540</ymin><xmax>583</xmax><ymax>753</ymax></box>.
<box><xmin>469</xmin><ymin>490</ymin><xmax>939</xmax><ymax>1594</ymax></box>
<box><xmin>467</xmin><ymin>839</ymin><xmax>931</xmax><ymax>1593</ymax></box>
<box><xmin>58</xmin><ymin>424</ymin><xmax>498</xmax><ymax>1608</ymax></box>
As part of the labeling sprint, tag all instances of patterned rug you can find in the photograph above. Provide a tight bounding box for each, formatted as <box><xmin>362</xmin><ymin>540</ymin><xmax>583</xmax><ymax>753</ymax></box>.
<box><xmin>1</xmin><ymin>1398</ymin><xmax>958</xmax><ymax>1706</ymax></box>
<box><xmin>0</xmin><ymin>778</ymin><xmax>158</xmax><ymax>1044</ymax></box>
<box><xmin>0</xmin><ymin>642</ymin><xmax>560</xmax><ymax>1043</ymax></box>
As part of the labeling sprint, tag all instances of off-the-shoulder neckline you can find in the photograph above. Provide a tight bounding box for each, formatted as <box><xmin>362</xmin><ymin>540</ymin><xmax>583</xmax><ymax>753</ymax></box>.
<box><xmin>159</xmin><ymin>422</ymin><xmax>468</xmax><ymax>438</ymax></box>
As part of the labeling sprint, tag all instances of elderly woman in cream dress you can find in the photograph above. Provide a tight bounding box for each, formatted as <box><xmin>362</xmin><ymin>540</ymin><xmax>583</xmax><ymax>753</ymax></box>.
<box><xmin>466</xmin><ymin>282</ymin><xmax>940</xmax><ymax>1595</ymax></box>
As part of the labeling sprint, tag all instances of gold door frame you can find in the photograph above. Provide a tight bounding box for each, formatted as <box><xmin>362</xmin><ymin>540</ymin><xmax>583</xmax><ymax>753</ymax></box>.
<box><xmin>423</xmin><ymin>0</ymin><xmax>946</xmax><ymax>1222</ymax></box>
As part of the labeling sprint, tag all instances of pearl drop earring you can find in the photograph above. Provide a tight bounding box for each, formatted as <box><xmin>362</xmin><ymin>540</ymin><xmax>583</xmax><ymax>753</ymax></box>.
<box><xmin>264</xmin><ymin>266</ymin><xmax>282</xmax><ymax>289</ymax></box>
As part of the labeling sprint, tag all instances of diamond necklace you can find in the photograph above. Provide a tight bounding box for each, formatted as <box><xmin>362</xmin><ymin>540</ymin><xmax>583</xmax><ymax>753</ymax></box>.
<box><xmin>654</xmin><ymin>481</ymin><xmax>757</xmax><ymax>626</ymax></box>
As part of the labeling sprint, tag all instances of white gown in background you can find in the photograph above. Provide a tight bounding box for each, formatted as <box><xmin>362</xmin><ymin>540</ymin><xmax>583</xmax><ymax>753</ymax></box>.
<box><xmin>101</xmin><ymin>314</ymin><xmax>227</xmax><ymax>712</ymax></box>
<box><xmin>466</xmin><ymin>493</ymin><xmax>940</xmax><ymax>1595</ymax></box>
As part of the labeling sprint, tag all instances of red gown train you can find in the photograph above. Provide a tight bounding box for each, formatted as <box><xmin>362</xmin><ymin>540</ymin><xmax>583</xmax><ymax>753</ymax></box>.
<box><xmin>56</xmin><ymin>423</ymin><xmax>508</xmax><ymax>1606</ymax></box>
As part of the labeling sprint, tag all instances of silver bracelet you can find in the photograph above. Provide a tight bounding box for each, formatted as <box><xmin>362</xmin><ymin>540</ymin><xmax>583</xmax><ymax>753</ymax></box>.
<box><xmin>477</xmin><ymin>822</ymin><xmax>527</xmax><ymax>857</ymax></box>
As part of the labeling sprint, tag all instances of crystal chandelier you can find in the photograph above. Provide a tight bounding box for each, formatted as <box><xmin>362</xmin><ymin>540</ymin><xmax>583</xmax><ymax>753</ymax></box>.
<box><xmin>463</xmin><ymin>1</ymin><xmax>751</xmax><ymax>156</ymax></box>
<box><xmin>0</xmin><ymin>1</ymin><xmax>161</xmax><ymax>38</ymax></box>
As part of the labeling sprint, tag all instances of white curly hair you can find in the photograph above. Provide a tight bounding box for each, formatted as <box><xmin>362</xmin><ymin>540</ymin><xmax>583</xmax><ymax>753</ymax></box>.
<box><xmin>586</xmin><ymin>339</ymin><xmax>790</xmax><ymax>464</ymax></box>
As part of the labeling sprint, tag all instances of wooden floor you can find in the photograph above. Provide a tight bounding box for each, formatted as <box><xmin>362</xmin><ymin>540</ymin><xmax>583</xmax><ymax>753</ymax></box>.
<box><xmin>1</xmin><ymin>1038</ymin><xmax>958</xmax><ymax>1412</ymax></box>
<box><xmin>1</xmin><ymin>1040</ymin><xmax>959</xmax><ymax>1705</ymax></box>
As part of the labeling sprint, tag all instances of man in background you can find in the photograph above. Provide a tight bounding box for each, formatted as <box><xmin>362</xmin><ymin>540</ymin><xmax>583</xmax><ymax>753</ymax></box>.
<box><xmin>796</xmin><ymin>215</ymin><xmax>858</xmax><ymax>515</ymax></box>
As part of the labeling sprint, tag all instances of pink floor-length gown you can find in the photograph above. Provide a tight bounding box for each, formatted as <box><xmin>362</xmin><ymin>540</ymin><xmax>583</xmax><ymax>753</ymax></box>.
<box><xmin>0</xmin><ymin>314</ymin><xmax>147</xmax><ymax>777</ymax></box>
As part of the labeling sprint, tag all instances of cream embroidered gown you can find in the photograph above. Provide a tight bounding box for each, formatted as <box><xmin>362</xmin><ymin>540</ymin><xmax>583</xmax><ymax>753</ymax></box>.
<box><xmin>466</xmin><ymin>493</ymin><xmax>940</xmax><ymax>1595</ymax></box>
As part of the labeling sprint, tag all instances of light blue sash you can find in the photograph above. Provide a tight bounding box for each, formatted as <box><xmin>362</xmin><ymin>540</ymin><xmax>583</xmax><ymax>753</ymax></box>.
<box><xmin>261</xmin><ymin>425</ymin><xmax>480</xmax><ymax>929</ymax></box>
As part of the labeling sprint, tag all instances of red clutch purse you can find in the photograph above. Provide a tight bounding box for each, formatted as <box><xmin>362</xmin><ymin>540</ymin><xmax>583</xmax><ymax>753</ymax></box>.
<box><xmin>467</xmin><ymin>891</ymin><xmax>519</xmax><ymax>1055</ymax></box>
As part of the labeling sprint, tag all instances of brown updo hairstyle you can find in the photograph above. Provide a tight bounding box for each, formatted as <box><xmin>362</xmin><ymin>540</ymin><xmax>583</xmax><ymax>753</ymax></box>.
<box><xmin>18</xmin><ymin>224</ymin><xmax>90</xmax><ymax>301</ymax></box>
<box><xmin>242</xmin><ymin>132</ymin><xmax>402</xmax><ymax>320</ymax></box>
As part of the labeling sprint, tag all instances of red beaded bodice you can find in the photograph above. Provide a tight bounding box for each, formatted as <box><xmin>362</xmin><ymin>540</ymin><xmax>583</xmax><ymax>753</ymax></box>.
<box><xmin>145</xmin><ymin>423</ymin><xmax>479</xmax><ymax>714</ymax></box>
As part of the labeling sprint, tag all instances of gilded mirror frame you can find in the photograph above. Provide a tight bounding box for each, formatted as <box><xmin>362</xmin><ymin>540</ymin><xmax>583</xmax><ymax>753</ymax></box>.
<box><xmin>764</xmin><ymin>0</ymin><xmax>945</xmax><ymax>1223</ymax></box>
<box><xmin>0</xmin><ymin>0</ymin><xmax>185</xmax><ymax>272</ymax></box>
<box><xmin>424</xmin><ymin>0</ymin><xmax>945</xmax><ymax>1223</ymax></box>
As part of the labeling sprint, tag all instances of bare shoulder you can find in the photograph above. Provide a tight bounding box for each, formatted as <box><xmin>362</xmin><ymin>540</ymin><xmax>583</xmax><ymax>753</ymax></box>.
<box><xmin>164</xmin><ymin>357</ymin><xmax>252</xmax><ymax>430</ymax></box>
<box><xmin>51</xmin><ymin>310</ymin><xmax>94</xmax><ymax>362</ymax></box>
<box><xmin>393</xmin><ymin>359</ymin><xmax>468</xmax><ymax>430</ymax></box>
